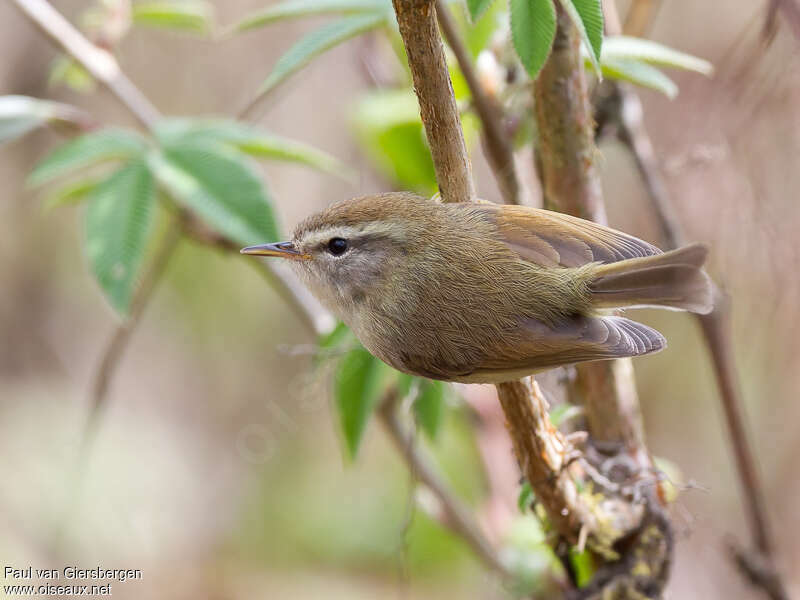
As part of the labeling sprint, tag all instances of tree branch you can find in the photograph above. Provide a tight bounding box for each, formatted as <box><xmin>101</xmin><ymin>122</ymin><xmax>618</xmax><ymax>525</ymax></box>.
<box><xmin>435</xmin><ymin>1</ymin><xmax>520</xmax><ymax>205</ymax></box>
<box><xmin>390</xmin><ymin>0</ymin><xmax>640</xmax><ymax>562</ymax></box>
<box><xmin>10</xmin><ymin>0</ymin><xmax>160</xmax><ymax>129</ymax></box>
<box><xmin>534</xmin><ymin>4</ymin><xmax>650</xmax><ymax>465</ymax></box>
<box><xmin>391</xmin><ymin>0</ymin><xmax>475</xmax><ymax>203</ymax></box>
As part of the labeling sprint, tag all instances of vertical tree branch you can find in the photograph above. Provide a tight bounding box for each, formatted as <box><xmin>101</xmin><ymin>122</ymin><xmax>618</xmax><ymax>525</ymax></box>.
<box><xmin>391</xmin><ymin>0</ymin><xmax>475</xmax><ymax>203</ymax></box>
<box><xmin>435</xmin><ymin>1</ymin><xmax>520</xmax><ymax>205</ymax></box>
<box><xmin>534</xmin><ymin>4</ymin><xmax>649</xmax><ymax>459</ymax></box>
<box><xmin>391</xmin><ymin>0</ymin><xmax>641</xmax><ymax>557</ymax></box>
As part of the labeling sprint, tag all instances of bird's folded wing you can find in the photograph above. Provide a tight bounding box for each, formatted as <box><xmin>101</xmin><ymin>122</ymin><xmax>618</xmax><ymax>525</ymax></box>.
<box><xmin>471</xmin><ymin>315</ymin><xmax>666</xmax><ymax>377</ymax></box>
<box><xmin>475</xmin><ymin>204</ymin><xmax>662</xmax><ymax>268</ymax></box>
<box><xmin>399</xmin><ymin>316</ymin><xmax>666</xmax><ymax>382</ymax></box>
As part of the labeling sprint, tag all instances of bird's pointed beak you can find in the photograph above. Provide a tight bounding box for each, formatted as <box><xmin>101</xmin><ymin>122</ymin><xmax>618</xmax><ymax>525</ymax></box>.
<box><xmin>240</xmin><ymin>241</ymin><xmax>311</xmax><ymax>260</ymax></box>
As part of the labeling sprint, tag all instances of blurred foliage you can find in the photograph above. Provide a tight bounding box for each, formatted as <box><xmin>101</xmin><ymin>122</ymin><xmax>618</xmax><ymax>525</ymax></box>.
<box><xmin>319</xmin><ymin>322</ymin><xmax>453</xmax><ymax>458</ymax></box>
<box><xmin>26</xmin><ymin>118</ymin><xmax>342</xmax><ymax>313</ymax></box>
<box><xmin>5</xmin><ymin>0</ymin><xmax>720</xmax><ymax>594</ymax></box>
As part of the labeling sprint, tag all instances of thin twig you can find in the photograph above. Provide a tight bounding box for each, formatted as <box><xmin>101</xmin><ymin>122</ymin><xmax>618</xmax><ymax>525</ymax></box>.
<box><xmin>435</xmin><ymin>0</ymin><xmax>520</xmax><ymax>205</ymax></box>
<box><xmin>377</xmin><ymin>390</ymin><xmax>512</xmax><ymax>579</ymax></box>
<box><xmin>605</xmin><ymin>3</ymin><xmax>789</xmax><ymax>598</ymax></box>
<box><xmin>10</xmin><ymin>0</ymin><xmax>159</xmax><ymax>129</ymax></box>
<box><xmin>391</xmin><ymin>0</ymin><xmax>475</xmax><ymax>203</ymax></box>
<box><xmin>85</xmin><ymin>220</ymin><xmax>182</xmax><ymax>442</ymax></box>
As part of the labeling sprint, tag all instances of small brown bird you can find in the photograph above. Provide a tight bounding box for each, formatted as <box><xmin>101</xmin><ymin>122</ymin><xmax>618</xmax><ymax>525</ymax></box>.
<box><xmin>242</xmin><ymin>192</ymin><xmax>712</xmax><ymax>383</ymax></box>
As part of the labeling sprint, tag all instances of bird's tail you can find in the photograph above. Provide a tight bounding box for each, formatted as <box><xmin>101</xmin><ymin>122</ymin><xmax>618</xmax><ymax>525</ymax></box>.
<box><xmin>589</xmin><ymin>242</ymin><xmax>713</xmax><ymax>314</ymax></box>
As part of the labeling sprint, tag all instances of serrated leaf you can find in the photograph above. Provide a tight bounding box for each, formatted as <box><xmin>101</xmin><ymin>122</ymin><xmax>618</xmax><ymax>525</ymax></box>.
<box><xmin>602</xmin><ymin>36</ymin><xmax>713</xmax><ymax>75</ymax></box>
<box><xmin>601</xmin><ymin>58</ymin><xmax>678</xmax><ymax>98</ymax></box>
<box><xmin>132</xmin><ymin>1</ymin><xmax>213</xmax><ymax>33</ymax></box>
<box><xmin>230</xmin><ymin>0</ymin><xmax>389</xmax><ymax>33</ymax></box>
<box><xmin>413</xmin><ymin>380</ymin><xmax>447</xmax><ymax>440</ymax></box>
<box><xmin>44</xmin><ymin>177</ymin><xmax>102</xmax><ymax>211</ymax></box>
<box><xmin>510</xmin><ymin>0</ymin><xmax>556</xmax><ymax>78</ymax></box>
<box><xmin>155</xmin><ymin>118</ymin><xmax>352</xmax><ymax>179</ymax></box>
<box><xmin>259</xmin><ymin>13</ymin><xmax>386</xmax><ymax>95</ymax></box>
<box><xmin>29</xmin><ymin>128</ymin><xmax>148</xmax><ymax>186</ymax></box>
<box><xmin>85</xmin><ymin>160</ymin><xmax>156</xmax><ymax>315</ymax></box>
<box><xmin>467</xmin><ymin>0</ymin><xmax>494</xmax><ymax>22</ymax></box>
<box><xmin>335</xmin><ymin>346</ymin><xmax>386</xmax><ymax>459</ymax></box>
<box><xmin>558</xmin><ymin>0</ymin><xmax>603</xmax><ymax>73</ymax></box>
<box><xmin>148</xmin><ymin>143</ymin><xmax>279</xmax><ymax>245</ymax></box>
<box><xmin>0</xmin><ymin>95</ymin><xmax>76</xmax><ymax>144</ymax></box>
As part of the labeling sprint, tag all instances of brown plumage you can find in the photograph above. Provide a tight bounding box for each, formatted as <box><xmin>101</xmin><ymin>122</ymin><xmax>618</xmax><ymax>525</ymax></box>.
<box><xmin>243</xmin><ymin>192</ymin><xmax>713</xmax><ymax>383</ymax></box>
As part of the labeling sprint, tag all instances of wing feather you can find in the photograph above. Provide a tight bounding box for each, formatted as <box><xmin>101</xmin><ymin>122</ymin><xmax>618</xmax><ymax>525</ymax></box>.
<box><xmin>475</xmin><ymin>204</ymin><xmax>662</xmax><ymax>268</ymax></box>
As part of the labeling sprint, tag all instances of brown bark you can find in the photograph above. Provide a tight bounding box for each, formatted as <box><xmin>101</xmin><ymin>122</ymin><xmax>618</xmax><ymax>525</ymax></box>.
<box><xmin>391</xmin><ymin>0</ymin><xmax>475</xmax><ymax>203</ymax></box>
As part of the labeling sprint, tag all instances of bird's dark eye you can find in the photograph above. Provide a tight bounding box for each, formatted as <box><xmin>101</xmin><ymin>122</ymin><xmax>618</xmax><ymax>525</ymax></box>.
<box><xmin>327</xmin><ymin>237</ymin><xmax>348</xmax><ymax>256</ymax></box>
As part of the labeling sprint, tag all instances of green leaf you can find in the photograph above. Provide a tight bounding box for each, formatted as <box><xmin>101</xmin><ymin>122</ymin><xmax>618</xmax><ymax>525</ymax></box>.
<box><xmin>44</xmin><ymin>177</ymin><xmax>102</xmax><ymax>211</ymax></box>
<box><xmin>569</xmin><ymin>548</ymin><xmax>595</xmax><ymax>587</ymax></box>
<box><xmin>259</xmin><ymin>13</ymin><xmax>386</xmax><ymax>95</ymax></box>
<box><xmin>467</xmin><ymin>0</ymin><xmax>494</xmax><ymax>22</ymax></box>
<box><xmin>132</xmin><ymin>1</ymin><xmax>213</xmax><ymax>33</ymax></box>
<box><xmin>29</xmin><ymin>128</ymin><xmax>148</xmax><ymax>186</ymax></box>
<box><xmin>155</xmin><ymin>118</ymin><xmax>352</xmax><ymax>179</ymax></box>
<box><xmin>335</xmin><ymin>346</ymin><xmax>386</xmax><ymax>459</ymax></box>
<box><xmin>510</xmin><ymin>0</ymin><xmax>556</xmax><ymax>78</ymax></box>
<box><xmin>230</xmin><ymin>0</ymin><xmax>389</xmax><ymax>33</ymax></box>
<box><xmin>602</xmin><ymin>35</ymin><xmax>713</xmax><ymax>75</ymax></box>
<box><xmin>413</xmin><ymin>380</ymin><xmax>447</xmax><ymax>441</ymax></box>
<box><xmin>148</xmin><ymin>143</ymin><xmax>279</xmax><ymax>245</ymax></box>
<box><xmin>558</xmin><ymin>0</ymin><xmax>603</xmax><ymax>73</ymax></box>
<box><xmin>0</xmin><ymin>95</ymin><xmax>74</xmax><ymax>144</ymax></box>
<box><xmin>352</xmin><ymin>90</ymin><xmax>437</xmax><ymax>193</ymax></box>
<box><xmin>517</xmin><ymin>480</ymin><xmax>534</xmax><ymax>513</ymax></box>
<box><xmin>464</xmin><ymin>0</ymin><xmax>504</xmax><ymax>57</ymax></box>
<box><xmin>85</xmin><ymin>160</ymin><xmax>156</xmax><ymax>316</ymax></box>
<box><xmin>601</xmin><ymin>58</ymin><xmax>678</xmax><ymax>98</ymax></box>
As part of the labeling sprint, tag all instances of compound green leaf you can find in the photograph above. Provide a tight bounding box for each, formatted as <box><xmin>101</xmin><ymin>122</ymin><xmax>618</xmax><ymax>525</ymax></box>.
<box><xmin>259</xmin><ymin>13</ymin><xmax>386</xmax><ymax>95</ymax></box>
<box><xmin>602</xmin><ymin>36</ymin><xmax>713</xmax><ymax>75</ymax></box>
<box><xmin>30</xmin><ymin>128</ymin><xmax>148</xmax><ymax>186</ymax></box>
<box><xmin>335</xmin><ymin>346</ymin><xmax>386</xmax><ymax>459</ymax></box>
<box><xmin>148</xmin><ymin>143</ymin><xmax>278</xmax><ymax>245</ymax></box>
<box><xmin>132</xmin><ymin>1</ymin><xmax>214</xmax><ymax>33</ymax></box>
<box><xmin>601</xmin><ymin>58</ymin><xmax>678</xmax><ymax>98</ymax></box>
<box><xmin>510</xmin><ymin>0</ymin><xmax>556</xmax><ymax>78</ymax></box>
<box><xmin>155</xmin><ymin>118</ymin><xmax>351</xmax><ymax>179</ymax></box>
<box><xmin>231</xmin><ymin>0</ymin><xmax>388</xmax><ymax>33</ymax></box>
<box><xmin>85</xmin><ymin>160</ymin><xmax>156</xmax><ymax>315</ymax></box>
<box><xmin>558</xmin><ymin>0</ymin><xmax>603</xmax><ymax>73</ymax></box>
<box><xmin>413</xmin><ymin>380</ymin><xmax>447</xmax><ymax>441</ymax></box>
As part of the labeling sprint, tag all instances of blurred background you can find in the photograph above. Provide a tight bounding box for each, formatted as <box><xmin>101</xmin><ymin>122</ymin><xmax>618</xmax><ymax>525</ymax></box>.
<box><xmin>1</xmin><ymin>0</ymin><xmax>798</xmax><ymax>597</ymax></box>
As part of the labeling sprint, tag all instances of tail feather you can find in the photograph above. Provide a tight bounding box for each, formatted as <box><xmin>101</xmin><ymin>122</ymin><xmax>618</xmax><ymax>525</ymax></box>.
<box><xmin>590</xmin><ymin>243</ymin><xmax>713</xmax><ymax>314</ymax></box>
